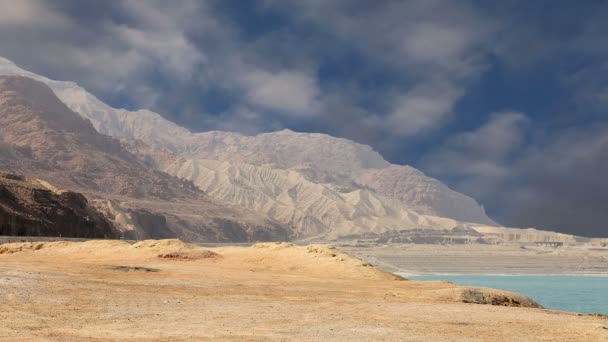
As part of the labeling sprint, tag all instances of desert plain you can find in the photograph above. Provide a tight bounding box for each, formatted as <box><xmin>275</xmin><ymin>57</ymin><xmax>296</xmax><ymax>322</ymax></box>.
<box><xmin>0</xmin><ymin>239</ymin><xmax>607</xmax><ymax>341</ymax></box>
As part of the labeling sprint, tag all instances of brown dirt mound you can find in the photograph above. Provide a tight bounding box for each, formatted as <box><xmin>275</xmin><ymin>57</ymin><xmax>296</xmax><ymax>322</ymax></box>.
<box><xmin>251</xmin><ymin>242</ymin><xmax>295</xmax><ymax>250</ymax></box>
<box><xmin>0</xmin><ymin>241</ymin><xmax>71</xmax><ymax>254</ymax></box>
<box><xmin>132</xmin><ymin>239</ymin><xmax>192</xmax><ymax>250</ymax></box>
<box><xmin>158</xmin><ymin>250</ymin><xmax>220</xmax><ymax>260</ymax></box>
<box><xmin>132</xmin><ymin>239</ymin><xmax>220</xmax><ymax>260</ymax></box>
<box><xmin>0</xmin><ymin>239</ymin><xmax>219</xmax><ymax>262</ymax></box>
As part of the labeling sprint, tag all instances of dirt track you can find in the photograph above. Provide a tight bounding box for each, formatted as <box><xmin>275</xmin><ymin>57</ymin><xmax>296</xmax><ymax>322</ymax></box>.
<box><xmin>1</xmin><ymin>240</ymin><xmax>607</xmax><ymax>341</ymax></box>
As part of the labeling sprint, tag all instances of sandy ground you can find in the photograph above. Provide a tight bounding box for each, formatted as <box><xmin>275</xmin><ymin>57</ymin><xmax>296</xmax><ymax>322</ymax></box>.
<box><xmin>343</xmin><ymin>244</ymin><xmax>608</xmax><ymax>275</ymax></box>
<box><xmin>0</xmin><ymin>240</ymin><xmax>607</xmax><ymax>341</ymax></box>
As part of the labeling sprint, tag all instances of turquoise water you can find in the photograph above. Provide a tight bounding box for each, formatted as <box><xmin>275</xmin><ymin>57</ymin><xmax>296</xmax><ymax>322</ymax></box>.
<box><xmin>407</xmin><ymin>275</ymin><xmax>608</xmax><ymax>315</ymax></box>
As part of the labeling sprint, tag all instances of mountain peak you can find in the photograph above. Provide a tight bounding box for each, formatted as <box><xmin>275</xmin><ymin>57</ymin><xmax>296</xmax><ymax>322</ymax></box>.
<box><xmin>0</xmin><ymin>57</ymin><xmax>33</xmax><ymax>77</ymax></box>
<box><xmin>0</xmin><ymin>75</ymin><xmax>97</xmax><ymax>135</ymax></box>
<box><xmin>275</xmin><ymin>128</ymin><xmax>296</xmax><ymax>134</ymax></box>
<box><xmin>0</xmin><ymin>56</ymin><xmax>16</xmax><ymax>66</ymax></box>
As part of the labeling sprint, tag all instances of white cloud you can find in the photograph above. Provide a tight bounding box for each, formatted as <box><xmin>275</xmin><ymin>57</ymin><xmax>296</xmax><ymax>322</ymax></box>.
<box><xmin>386</xmin><ymin>79</ymin><xmax>464</xmax><ymax>136</ymax></box>
<box><xmin>0</xmin><ymin>0</ymin><xmax>68</xmax><ymax>28</ymax></box>
<box><xmin>562</xmin><ymin>61</ymin><xmax>608</xmax><ymax>114</ymax></box>
<box><xmin>421</xmin><ymin>111</ymin><xmax>528</xmax><ymax>197</ymax></box>
<box><xmin>241</xmin><ymin>69</ymin><xmax>321</xmax><ymax>117</ymax></box>
<box><xmin>453</xmin><ymin>112</ymin><xmax>528</xmax><ymax>158</ymax></box>
<box><xmin>0</xmin><ymin>0</ymin><xmax>209</xmax><ymax>109</ymax></box>
<box><xmin>106</xmin><ymin>23</ymin><xmax>204</xmax><ymax>80</ymax></box>
<box><xmin>400</xmin><ymin>21</ymin><xmax>486</xmax><ymax>72</ymax></box>
<box><xmin>265</xmin><ymin>0</ymin><xmax>497</xmax><ymax>135</ymax></box>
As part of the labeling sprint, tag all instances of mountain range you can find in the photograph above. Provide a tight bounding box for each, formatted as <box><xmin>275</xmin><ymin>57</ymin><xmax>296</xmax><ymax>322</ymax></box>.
<box><xmin>0</xmin><ymin>57</ymin><xmax>579</xmax><ymax>243</ymax></box>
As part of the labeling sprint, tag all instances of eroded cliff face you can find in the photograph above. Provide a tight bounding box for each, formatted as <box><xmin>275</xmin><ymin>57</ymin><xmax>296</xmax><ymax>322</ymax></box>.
<box><xmin>0</xmin><ymin>172</ymin><xmax>117</xmax><ymax>238</ymax></box>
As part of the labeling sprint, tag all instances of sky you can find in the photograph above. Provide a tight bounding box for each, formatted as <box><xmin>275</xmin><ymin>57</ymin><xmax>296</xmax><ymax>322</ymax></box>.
<box><xmin>0</xmin><ymin>0</ymin><xmax>606</xmax><ymax>237</ymax></box>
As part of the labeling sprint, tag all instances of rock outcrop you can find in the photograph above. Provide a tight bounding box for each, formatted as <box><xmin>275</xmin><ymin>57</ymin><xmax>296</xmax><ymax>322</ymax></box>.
<box><xmin>460</xmin><ymin>287</ymin><xmax>542</xmax><ymax>308</ymax></box>
<box><xmin>0</xmin><ymin>172</ymin><xmax>117</xmax><ymax>238</ymax></box>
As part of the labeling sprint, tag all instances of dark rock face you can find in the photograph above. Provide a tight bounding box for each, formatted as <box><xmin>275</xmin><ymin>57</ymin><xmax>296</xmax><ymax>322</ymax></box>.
<box><xmin>126</xmin><ymin>209</ymin><xmax>175</xmax><ymax>240</ymax></box>
<box><xmin>0</xmin><ymin>172</ymin><xmax>117</xmax><ymax>238</ymax></box>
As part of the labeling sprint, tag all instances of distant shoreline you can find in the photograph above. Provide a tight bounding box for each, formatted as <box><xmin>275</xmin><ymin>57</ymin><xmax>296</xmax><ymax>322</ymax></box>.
<box><xmin>343</xmin><ymin>244</ymin><xmax>608</xmax><ymax>277</ymax></box>
<box><xmin>400</xmin><ymin>272</ymin><xmax>608</xmax><ymax>277</ymax></box>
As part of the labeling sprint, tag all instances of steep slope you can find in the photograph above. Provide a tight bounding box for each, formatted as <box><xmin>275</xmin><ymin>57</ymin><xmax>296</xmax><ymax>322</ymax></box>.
<box><xmin>0</xmin><ymin>56</ymin><xmax>494</xmax><ymax>226</ymax></box>
<box><xmin>0</xmin><ymin>171</ymin><xmax>117</xmax><ymax>238</ymax></box>
<box><xmin>356</xmin><ymin>165</ymin><xmax>495</xmax><ymax>225</ymax></box>
<box><xmin>0</xmin><ymin>75</ymin><xmax>290</xmax><ymax>242</ymax></box>
<box><xmin>0</xmin><ymin>75</ymin><xmax>193</xmax><ymax>199</ymax></box>
<box><xmin>170</xmin><ymin>131</ymin><xmax>495</xmax><ymax>225</ymax></box>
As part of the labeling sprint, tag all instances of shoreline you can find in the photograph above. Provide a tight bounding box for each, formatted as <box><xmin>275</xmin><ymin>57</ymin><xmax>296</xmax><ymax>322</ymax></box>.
<box><xmin>1</xmin><ymin>239</ymin><xmax>607</xmax><ymax>340</ymax></box>
<box><xmin>401</xmin><ymin>272</ymin><xmax>608</xmax><ymax>316</ymax></box>
<box><xmin>399</xmin><ymin>272</ymin><xmax>608</xmax><ymax>277</ymax></box>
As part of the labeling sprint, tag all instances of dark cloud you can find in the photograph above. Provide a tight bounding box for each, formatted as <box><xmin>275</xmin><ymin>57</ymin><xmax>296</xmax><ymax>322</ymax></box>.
<box><xmin>0</xmin><ymin>0</ymin><xmax>501</xmax><ymax>137</ymax></box>
<box><xmin>0</xmin><ymin>0</ymin><xmax>207</xmax><ymax>109</ymax></box>
<box><xmin>264</xmin><ymin>0</ymin><xmax>498</xmax><ymax>137</ymax></box>
<box><xmin>509</xmin><ymin>125</ymin><xmax>608</xmax><ymax>237</ymax></box>
<box><xmin>422</xmin><ymin>117</ymin><xmax>608</xmax><ymax>237</ymax></box>
<box><xmin>421</xmin><ymin>112</ymin><xmax>528</xmax><ymax>199</ymax></box>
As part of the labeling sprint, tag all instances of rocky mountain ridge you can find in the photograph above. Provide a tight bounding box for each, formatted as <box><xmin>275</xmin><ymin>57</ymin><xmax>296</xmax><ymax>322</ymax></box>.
<box><xmin>0</xmin><ymin>57</ymin><xmax>581</xmax><ymax>243</ymax></box>
<box><xmin>0</xmin><ymin>57</ymin><xmax>495</xmax><ymax>226</ymax></box>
